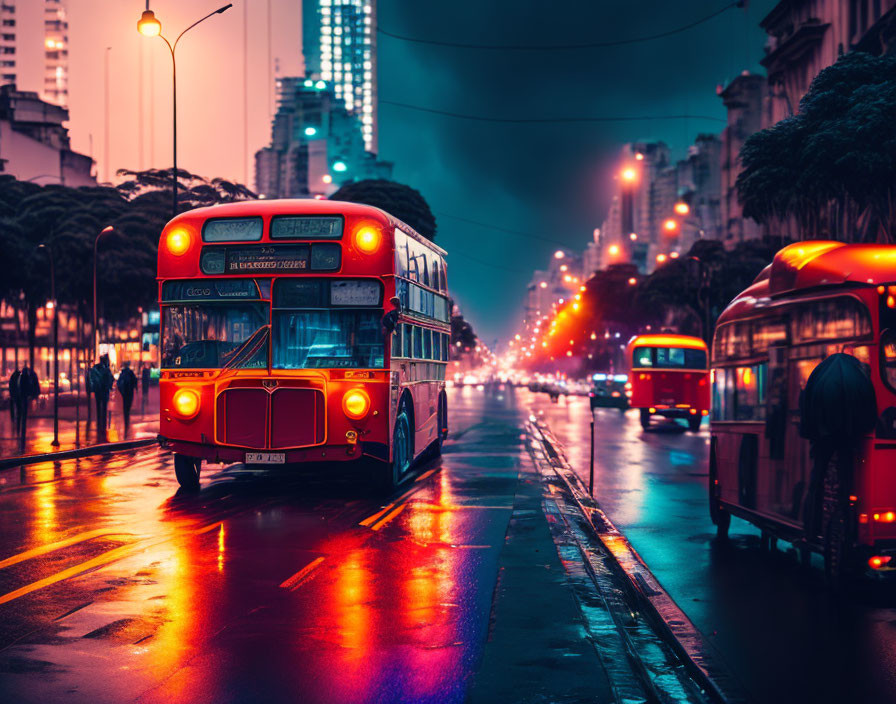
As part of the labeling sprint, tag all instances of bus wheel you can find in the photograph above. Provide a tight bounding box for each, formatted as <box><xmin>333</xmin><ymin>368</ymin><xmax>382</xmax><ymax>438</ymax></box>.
<box><xmin>174</xmin><ymin>454</ymin><xmax>201</xmax><ymax>491</ymax></box>
<box><xmin>379</xmin><ymin>411</ymin><xmax>411</xmax><ymax>492</ymax></box>
<box><xmin>823</xmin><ymin>452</ymin><xmax>851</xmax><ymax>591</ymax></box>
<box><xmin>435</xmin><ymin>393</ymin><xmax>448</xmax><ymax>454</ymax></box>
<box><xmin>639</xmin><ymin>409</ymin><xmax>651</xmax><ymax>430</ymax></box>
<box><xmin>709</xmin><ymin>440</ymin><xmax>730</xmax><ymax>540</ymax></box>
<box><xmin>687</xmin><ymin>415</ymin><xmax>702</xmax><ymax>432</ymax></box>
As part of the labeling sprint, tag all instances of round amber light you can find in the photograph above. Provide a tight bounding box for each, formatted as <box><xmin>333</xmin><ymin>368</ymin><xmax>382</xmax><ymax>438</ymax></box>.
<box><xmin>166</xmin><ymin>228</ymin><xmax>191</xmax><ymax>256</ymax></box>
<box><xmin>172</xmin><ymin>388</ymin><xmax>200</xmax><ymax>419</ymax></box>
<box><xmin>342</xmin><ymin>389</ymin><xmax>370</xmax><ymax>419</ymax></box>
<box><xmin>354</xmin><ymin>226</ymin><xmax>381</xmax><ymax>254</ymax></box>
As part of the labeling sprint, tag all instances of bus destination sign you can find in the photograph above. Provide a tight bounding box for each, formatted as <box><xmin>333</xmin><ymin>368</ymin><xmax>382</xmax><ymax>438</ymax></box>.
<box><xmin>226</xmin><ymin>245</ymin><xmax>309</xmax><ymax>272</ymax></box>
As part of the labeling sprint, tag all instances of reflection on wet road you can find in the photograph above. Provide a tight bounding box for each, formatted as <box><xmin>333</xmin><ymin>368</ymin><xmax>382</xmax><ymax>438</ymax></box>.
<box><xmin>0</xmin><ymin>387</ymin><xmax>524</xmax><ymax>704</ymax></box>
<box><xmin>528</xmin><ymin>389</ymin><xmax>896</xmax><ymax>704</ymax></box>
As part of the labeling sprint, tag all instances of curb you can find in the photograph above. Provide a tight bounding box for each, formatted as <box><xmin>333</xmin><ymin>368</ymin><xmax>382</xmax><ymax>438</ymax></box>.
<box><xmin>0</xmin><ymin>437</ymin><xmax>157</xmax><ymax>470</ymax></box>
<box><xmin>530</xmin><ymin>417</ymin><xmax>748</xmax><ymax>704</ymax></box>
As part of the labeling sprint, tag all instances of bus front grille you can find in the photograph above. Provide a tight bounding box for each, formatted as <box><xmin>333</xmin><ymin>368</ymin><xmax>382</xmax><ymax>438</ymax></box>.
<box><xmin>270</xmin><ymin>388</ymin><xmax>325</xmax><ymax>448</ymax></box>
<box><xmin>216</xmin><ymin>386</ymin><xmax>325</xmax><ymax>449</ymax></box>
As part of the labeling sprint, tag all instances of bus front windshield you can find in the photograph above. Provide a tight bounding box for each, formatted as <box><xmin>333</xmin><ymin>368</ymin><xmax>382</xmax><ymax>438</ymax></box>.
<box><xmin>162</xmin><ymin>303</ymin><xmax>269</xmax><ymax>369</ymax></box>
<box><xmin>633</xmin><ymin>346</ymin><xmax>707</xmax><ymax>370</ymax></box>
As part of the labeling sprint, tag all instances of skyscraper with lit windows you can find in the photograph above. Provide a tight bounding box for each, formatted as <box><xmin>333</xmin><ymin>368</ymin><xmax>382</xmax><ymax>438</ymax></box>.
<box><xmin>303</xmin><ymin>0</ymin><xmax>377</xmax><ymax>153</ymax></box>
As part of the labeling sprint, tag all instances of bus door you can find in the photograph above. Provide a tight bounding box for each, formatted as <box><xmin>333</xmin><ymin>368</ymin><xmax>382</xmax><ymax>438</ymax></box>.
<box><xmin>766</xmin><ymin>343</ymin><xmax>792</xmax><ymax>518</ymax></box>
<box><xmin>785</xmin><ymin>352</ymin><xmax>823</xmax><ymax>526</ymax></box>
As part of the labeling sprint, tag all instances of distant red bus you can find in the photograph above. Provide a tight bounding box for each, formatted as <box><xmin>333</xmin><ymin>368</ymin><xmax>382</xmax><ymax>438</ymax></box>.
<box><xmin>157</xmin><ymin>199</ymin><xmax>449</xmax><ymax>490</ymax></box>
<box><xmin>710</xmin><ymin>241</ymin><xmax>896</xmax><ymax>579</ymax></box>
<box><xmin>625</xmin><ymin>334</ymin><xmax>710</xmax><ymax>432</ymax></box>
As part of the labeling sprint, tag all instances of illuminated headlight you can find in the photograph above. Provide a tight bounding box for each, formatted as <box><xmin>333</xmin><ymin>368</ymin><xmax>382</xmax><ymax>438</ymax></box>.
<box><xmin>342</xmin><ymin>389</ymin><xmax>371</xmax><ymax>419</ymax></box>
<box><xmin>172</xmin><ymin>388</ymin><xmax>200</xmax><ymax>419</ymax></box>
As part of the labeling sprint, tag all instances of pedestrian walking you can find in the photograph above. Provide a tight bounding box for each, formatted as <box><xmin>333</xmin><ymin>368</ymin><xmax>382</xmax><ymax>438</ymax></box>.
<box><xmin>89</xmin><ymin>354</ymin><xmax>114</xmax><ymax>443</ymax></box>
<box><xmin>141</xmin><ymin>364</ymin><xmax>151</xmax><ymax>415</ymax></box>
<box><xmin>16</xmin><ymin>364</ymin><xmax>40</xmax><ymax>452</ymax></box>
<box><xmin>116</xmin><ymin>361</ymin><xmax>138</xmax><ymax>436</ymax></box>
<box><xmin>7</xmin><ymin>366</ymin><xmax>19</xmax><ymax>430</ymax></box>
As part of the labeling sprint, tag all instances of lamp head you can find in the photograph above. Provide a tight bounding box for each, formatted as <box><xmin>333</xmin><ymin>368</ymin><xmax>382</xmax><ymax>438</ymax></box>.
<box><xmin>138</xmin><ymin>10</ymin><xmax>161</xmax><ymax>37</ymax></box>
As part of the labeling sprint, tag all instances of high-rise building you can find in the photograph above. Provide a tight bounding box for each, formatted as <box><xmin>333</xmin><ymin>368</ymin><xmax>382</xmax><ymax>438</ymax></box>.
<box><xmin>254</xmin><ymin>77</ymin><xmax>390</xmax><ymax>198</ymax></box>
<box><xmin>0</xmin><ymin>1</ymin><xmax>67</xmax><ymax>106</ymax></box>
<box><xmin>303</xmin><ymin>0</ymin><xmax>377</xmax><ymax>153</ymax></box>
<box><xmin>42</xmin><ymin>0</ymin><xmax>67</xmax><ymax>107</ymax></box>
<box><xmin>0</xmin><ymin>2</ymin><xmax>17</xmax><ymax>87</ymax></box>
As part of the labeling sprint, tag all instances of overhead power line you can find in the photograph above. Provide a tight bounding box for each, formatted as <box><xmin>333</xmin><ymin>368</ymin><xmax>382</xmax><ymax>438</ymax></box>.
<box><xmin>382</xmin><ymin>100</ymin><xmax>726</xmax><ymax>124</ymax></box>
<box><xmin>377</xmin><ymin>2</ymin><xmax>742</xmax><ymax>51</ymax></box>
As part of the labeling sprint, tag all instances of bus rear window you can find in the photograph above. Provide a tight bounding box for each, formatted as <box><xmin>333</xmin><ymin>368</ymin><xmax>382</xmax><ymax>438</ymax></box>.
<box><xmin>270</xmin><ymin>215</ymin><xmax>343</xmax><ymax>239</ymax></box>
<box><xmin>633</xmin><ymin>346</ymin><xmax>707</xmax><ymax>370</ymax></box>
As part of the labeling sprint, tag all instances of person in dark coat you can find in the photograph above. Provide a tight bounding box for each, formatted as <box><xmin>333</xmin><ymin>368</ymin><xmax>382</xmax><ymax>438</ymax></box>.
<box><xmin>8</xmin><ymin>366</ymin><xmax>19</xmax><ymax>429</ymax></box>
<box><xmin>16</xmin><ymin>364</ymin><xmax>40</xmax><ymax>452</ymax></box>
<box><xmin>141</xmin><ymin>364</ymin><xmax>151</xmax><ymax>415</ymax></box>
<box><xmin>89</xmin><ymin>354</ymin><xmax>114</xmax><ymax>442</ymax></box>
<box><xmin>116</xmin><ymin>361</ymin><xmax>138</xmax><ymax>435</ymax></box>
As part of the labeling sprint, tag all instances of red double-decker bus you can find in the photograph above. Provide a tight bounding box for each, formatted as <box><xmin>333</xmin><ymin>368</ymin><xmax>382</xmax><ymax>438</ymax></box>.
<box><xmin>157</xmin><ymin>199</ymin><xmax>449</xmax><ymax>491</ymax></box>
<box><xmin>710</xmin><ymin>241</ymin><xmax>896</xmax><ymax>579</ymax></box>
<box><xmin>625</xmin><ymin>334</ymin><xmax>710</xmax><ymax>432</ymax></box>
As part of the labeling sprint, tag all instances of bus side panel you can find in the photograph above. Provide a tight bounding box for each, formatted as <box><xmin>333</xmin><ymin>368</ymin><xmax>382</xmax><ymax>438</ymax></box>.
<box><xmin>713</xmin><ymin>427</ymin><xmax>740</xmax><ymax>508</ymax></box>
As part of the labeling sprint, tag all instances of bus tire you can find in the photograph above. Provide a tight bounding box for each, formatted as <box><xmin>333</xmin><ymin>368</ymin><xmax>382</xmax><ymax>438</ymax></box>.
<box><xmin>687</xmin><ymin>415</ymin><xmax>702</xmax><ymax>432</ymax></box>
<box><xmin>174</xmin><ymin>454</ymin><xmax>201</xmax><ymax>491</ymax></box>
<box><xmin>709</xmin><ymin>439</ymin><xmax>730</xmax><ymax>540</ymax></box>
<box><xmin>378</xmin><ymin>411</ymin><xmax>411</xmax><ymax>492</ymax></box>
<box><xmin>823</xmin><ymin>451</ymin><xmax>851</xmax><ymax>591</ymax></box>
<box><xmin>436</xmin><ymin>392</ymin><xmax>448</xmax><ymax>453</ymax></box>
<box><xmin>639</xmin><ymin>409</ymin><xmax>651</xmax><ymax>430</ymax></box>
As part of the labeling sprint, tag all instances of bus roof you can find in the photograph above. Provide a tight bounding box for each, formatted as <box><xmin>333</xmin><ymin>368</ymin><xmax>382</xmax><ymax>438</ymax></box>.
<box><xmin>162</xmin><ymin>198</ymin><xmax>446</xmax><ymax>256</ymax></box>
<box><xmin>718</xmin><ymin>241</ymin><xmax>896</xmax><ymax>325</ymax></box>
<box><xmin>626</xmin><ymin>334</ymin><xmax>708</xmax><ymax>351</ymax></box>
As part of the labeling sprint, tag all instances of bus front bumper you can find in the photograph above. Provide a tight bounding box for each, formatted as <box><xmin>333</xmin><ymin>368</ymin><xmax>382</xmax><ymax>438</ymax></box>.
<box><xmin>158</xmin><ymin>436</ymin><xmax>388</xmax><ymax>465</ymax></box>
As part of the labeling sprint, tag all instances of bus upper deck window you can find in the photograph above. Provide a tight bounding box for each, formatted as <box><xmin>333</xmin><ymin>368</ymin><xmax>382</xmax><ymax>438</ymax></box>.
<box><xmin>635</xmin><ymin>349</ymin><xmax>652</xmax><ymax>367</ymax></box>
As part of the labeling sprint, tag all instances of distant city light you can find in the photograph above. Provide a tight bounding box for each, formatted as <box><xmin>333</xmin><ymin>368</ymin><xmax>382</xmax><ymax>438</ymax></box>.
<box><xmin>656</xmin><ymin>253</ymin><xmax>668</xmax><ymax>263</ymax></box>
<box><xmin>304</xmin><ymin>126</ymin><xmax>318</xmax><ymax>137</ymax></box>
<box><xmin>621</xmin><ymin>167</ymin><xmax>637</xmax><ymax>182</ymax></box>
<box><xmin>635</xmin><ymin>153</ymin><xmax>644</xmax><ymax>161</ymax></box>
<box><xmin>315</xmin><ymin>80</ymin><xmax>326</xmax><ymax>89</ymax></box>
<box><xmin>333</xmin><ymin>161</ymin><xmax>347</xmax><ymax>172</ymax></box>
<box><xmin>322</xmin><ymin>174</ymin><xmax>333</xmax><ymax>184</ymax></box>
<box><xmin>674</xmin><ymin>202</ymin><xmax>690</xmax><ymax>215</ymax></box>
<box><xmin>608</xmin><ymin>244</ymin><xmax>620</xmax><ymax>256</ymax></box>
<box><xmin>539</xmin><ymin>281</ymin><xmax>547</xmax><ymax>288</ymax></box>
<box><xmin>629</xmin><ymin>232</ymin><xmax>637</xmax><ymax>241</ymax></box>
<box><xmin>670</xmin><ymin>251</ymin><xmax>680</xmax><ymax>259</ymax></box>
<box><xmin>560</xmin><ymin>264</ymin><xmax>568</xmax><ymax>272</ymax></box>
<box><xmin>628</xmin><ymin>277</ymin><xmax>637</xmax><ymax>285</ymax></box>
<box><xmin>663</xmin><ymin>219</ymin><xmax>678</xmax><ymax>232</ymax></box>
<box><xmin>304</xmin><ymin>79</ymin><xmax>314</xmax><ymax>87</ymax></box>
<box><xmin>554</xmin><ymin>250</ymin><xmax>565</xmax><ymax>259</ymax></box>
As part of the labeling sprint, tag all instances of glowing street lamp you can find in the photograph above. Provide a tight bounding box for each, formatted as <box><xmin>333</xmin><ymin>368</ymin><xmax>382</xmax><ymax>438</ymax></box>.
<box><xmin>608</xmin><ymin>244</ymin><xmax>620</xmax><ymax>257</ymax></box>
<box><xmin>621</xmin><ymin>167</ymin><xmax>637</xmax><ymax>183</ymax></box>
<box><xmin>674</xmin><ymin>201</ymin><xmax>690</xmax><ymax>216</ymax></box>
<box><xmin>663</xmin><ymin>218</ymin><xmax>678</xmax><ymax>233</ymax></box>
<box><xmin>656</xmin><ymin>253</ymin><xmax>668</xmax><ymax>264</ymax></box>
<box><xmin>138</xmin><ymin>3</ymin><xmax>233</xmax><ymax>217</ymax></box>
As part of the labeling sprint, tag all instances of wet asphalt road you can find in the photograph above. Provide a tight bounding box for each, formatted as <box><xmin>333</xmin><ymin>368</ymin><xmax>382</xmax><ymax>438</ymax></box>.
<box><xmin>0</xmin><ymin>387</ymin><xmax>541</xmax><ymax>704</ymax></box>
<box><xmin>528</xmin><ymin>388</ymin><xmax>896</xmax><ymax>704</ymax></box>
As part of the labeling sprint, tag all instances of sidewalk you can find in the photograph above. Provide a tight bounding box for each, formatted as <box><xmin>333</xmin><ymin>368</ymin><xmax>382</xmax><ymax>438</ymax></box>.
<box><xmin>0</xmin><ymin>386</ymin><xmax>159</xmax><ymax>462</ymax></box>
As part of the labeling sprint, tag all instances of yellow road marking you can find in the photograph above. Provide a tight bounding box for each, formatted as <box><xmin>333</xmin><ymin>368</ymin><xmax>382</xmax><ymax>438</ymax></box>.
<box><xmin>415</xmin><ymin>468</ymin><xmax>438</xmax><ymax>483</ymax></box>
<box><xmin>279</xmin><ymin>556</ymin><xmax>325</xmax><ymax>590</ymax></box>
<box><xmin>370</xmin><ymin>503</ymin><xmax>407</xmax><ymax>531</ymax></box>
<box><xmin>0</xmin><ymin>529</ymin><xmax>136</xmax><ymax>571</ymax></box>
<box><xmin>358</xmin><ymin>480</ymin><xmax>427</xmax><ymax>527</ymax></box>
<box><xmin>0</xmin><ymin>521</ymin><xmax>222</xmax><ymax>607</ymax></box>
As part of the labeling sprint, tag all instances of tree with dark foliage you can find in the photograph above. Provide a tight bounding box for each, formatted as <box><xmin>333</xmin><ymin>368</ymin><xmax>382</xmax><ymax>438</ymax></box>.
<box><xmin>330</xmin><ymin>179</ymin><xmax>437</xmax><ymax>241</ymax></box>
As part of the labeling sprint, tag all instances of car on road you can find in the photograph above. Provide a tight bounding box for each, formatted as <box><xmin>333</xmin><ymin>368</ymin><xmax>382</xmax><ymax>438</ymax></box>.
<box><xmin>588</xmin><ymin>373</ymin><xmax>629</xmax><ymax>412</ymax></box>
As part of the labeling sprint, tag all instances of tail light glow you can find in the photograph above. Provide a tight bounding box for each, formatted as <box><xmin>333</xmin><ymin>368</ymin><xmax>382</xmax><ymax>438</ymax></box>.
<box><xmin>354</xmin><ymin>225</ymin><xmax>382</xmax><ymax>254</ymax></box>
<box><xmin>165</xmin><ymin>228</ymin><xmax>192</xmax><ymax>256</ymax></box>
<box><xmin>869</xmin><ymin>556</ymin><xmax>892</xmax><ymax>569</ymax></box>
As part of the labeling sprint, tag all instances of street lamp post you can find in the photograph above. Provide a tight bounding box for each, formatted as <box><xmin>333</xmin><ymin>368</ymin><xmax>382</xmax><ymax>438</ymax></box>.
<box><xmin>91</xmin><ymin>225</ymin><xmax>114</xmax><ymax>440</ymax></box>
<box><xmin>138</xmin><ymin>3</ymin><xmax>233</xmax><ymax>218</ymax></box>
<box><xmin>36</xmin><ymin>244</ymin><xmax>59</xmax><ymax>447</ymax></box>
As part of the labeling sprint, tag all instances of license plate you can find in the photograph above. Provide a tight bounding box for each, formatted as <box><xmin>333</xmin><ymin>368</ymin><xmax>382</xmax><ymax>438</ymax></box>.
<box><xmin>245</xmin><ymin>452</ymin><xmax>286</xmax><ymax>464</ymax></box>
